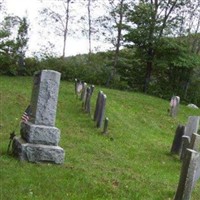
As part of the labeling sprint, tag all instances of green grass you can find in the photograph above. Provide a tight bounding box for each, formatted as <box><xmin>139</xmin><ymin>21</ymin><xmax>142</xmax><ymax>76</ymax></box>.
<box><xmin>0</xmin><ymin>75</ymin><xmax>200</xmax><ymax>200</ymax></box>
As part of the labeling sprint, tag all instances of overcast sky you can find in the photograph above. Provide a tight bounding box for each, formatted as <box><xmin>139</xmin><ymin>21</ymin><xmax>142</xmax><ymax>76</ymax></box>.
<box><xmin>5</xmin><ymin>0</ymin><xmax>108</xmax><ymax>57</ymax></box>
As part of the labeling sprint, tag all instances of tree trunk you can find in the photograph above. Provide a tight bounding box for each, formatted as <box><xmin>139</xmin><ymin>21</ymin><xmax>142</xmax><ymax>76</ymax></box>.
<box><xmin>87</xmin><ymin>0</ymin><xmax>92</xmax><ymax>61</ymax></box>
<box><xmin>106</xmin><ymin>0</ymin><xmax>124</xmax><ymax>87</ymax></box>
<box><xmin>143</xmin><ymin>61</ymin><xmax>153</xmax><ymax>93</ymax></box>
<box><xmin>62</xmin><ymin>0</ymin><xmax>70</xmax><ymax>58</ymax></box>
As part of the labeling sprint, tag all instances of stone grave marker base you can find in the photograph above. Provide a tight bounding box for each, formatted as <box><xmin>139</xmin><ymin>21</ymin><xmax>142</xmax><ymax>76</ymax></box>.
<box><xmin>20</xmin><ymin>122</ymin><xmax>60</xmax><ymax>146</ymax></box>
<box><xmin>12</xmin><ymin>137</ymin><xmax>65</xmax><ymax>164</ymax></box>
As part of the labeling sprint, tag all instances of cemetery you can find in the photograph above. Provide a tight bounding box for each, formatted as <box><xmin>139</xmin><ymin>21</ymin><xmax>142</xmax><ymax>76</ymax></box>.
<box><xmin>0</xmin><ymin>72</ymin><xmax>200</xmax><ymax>199</ymax></box>
<box><xmin>1</xmin><ymin>0</ymin><xmax>200</xmax><ymax>199</ymax></box>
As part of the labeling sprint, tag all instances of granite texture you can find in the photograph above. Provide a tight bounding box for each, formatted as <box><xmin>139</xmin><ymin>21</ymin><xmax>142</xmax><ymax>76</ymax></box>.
<box><xmin>20</xmin><ymin>122</ymin><xmax>60</xmax><ymax>146</ymax></box>
<box><xmin>12</xmin><ymin>137</ymin><xmax>65</xmax><ymax>164</ymax></box>
<box><xmin>30</xmin><ymin>70</ymin><xmax>61</xmax><ymax>126</ymax></box>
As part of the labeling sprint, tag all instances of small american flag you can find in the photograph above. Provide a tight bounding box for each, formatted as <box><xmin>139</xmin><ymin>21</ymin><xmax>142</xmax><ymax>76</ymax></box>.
<box><xmin>21</xmin><ymin>105</ymin><xmax>31</xmax><ymax>122</ymax></box>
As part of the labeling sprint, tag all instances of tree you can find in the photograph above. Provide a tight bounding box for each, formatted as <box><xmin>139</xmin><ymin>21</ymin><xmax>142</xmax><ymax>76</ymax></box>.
<box><xmin>0</xmin><ymin>15</ymin><xmax>29</xmax><ymax>75</ymax></box>
<box><xmin>96</xmin><ymin>0</ymin><xmax>129</xmax><ymax>86</ymax></box>
<box><xmin>124</xmin><ymin>0</ymin><xmax>187</xmax><ymax>92</ymax></box>
<box><xmin>40</xmin><ymin>0</ymin><xmax>75</xmax><ymax>58</ymax></box>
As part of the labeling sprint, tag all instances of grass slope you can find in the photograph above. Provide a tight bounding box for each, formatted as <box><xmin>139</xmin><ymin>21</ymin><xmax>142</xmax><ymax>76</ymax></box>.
<box><xmin>0</xmin><ymin>76</ymin><xmax>200</xmax><ymax>200</ymax></box>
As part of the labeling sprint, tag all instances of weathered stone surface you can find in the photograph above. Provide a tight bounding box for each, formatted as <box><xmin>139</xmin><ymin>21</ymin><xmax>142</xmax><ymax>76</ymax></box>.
<box><xmin>94</xmin><ymin>91</ymin><xmax>103</xmax><ymax>122</ymax></box>
<box><xmin>174</xmin><ymin>149</ymin><xmax>199</xmax><ymax>200</ymax></box>
<box><xmin>96</xmin><ymin>94</ymin><xmax>106</xmax><ymax>128</ymax></box>
<box><xmin>180</xmin><ymin>136</ymin><xmax>190</xmax><ymax>160</ymax></box>
<box><xmin>20</xmin><ymin>122</ymin><xmax>60</xmax><ymax>146</ymax></box>
<box><xmin>170</xmin><ymin>125</ymin><xmax>185</xmax><ymax>154</ymax></box>
<box><xmin>169</xmin><ymin>96</ymin><xmax>180</xmax><ymax>117</ymax></box>
<box><xmin>84</xmin><ymin>87</ymin><xmax>91</xmax><ymax>113</ymax></box>
<box><xmin>30</xmin><ymin>70</ymin><xmax>61</xmax><ymax>126</ymax></box>
<box><xmin>185</xmin><ymin>116</ymin><xmax>200</xmax><ymax>138</ymax></box>
<box><xmin>103</xmin><ymin>117</ymin><xmax>109</xmax><ymax>135</ymax></box>
<box><xmin>189</xmin><ymin>133</ymin><xmax>200</xmax><ymax>152</ymax></box>
<box><xmin>12</xmin><ymin>137</ymin><xmax>65</xmax><ymax>164</ymax></box>
<box><xmin>80</xmin><ymin>82</ymin><xmax>87</xmax><ymax>102</ymax></box>
<box><xmin>12</xmin><ymin>70</ymin><xmax>65</xmax><ymax>164</ymax></box>
<box><xmin>187</xmin><ymin>104</ymin><xmax>199</xmax><ymax>109</ymax></box>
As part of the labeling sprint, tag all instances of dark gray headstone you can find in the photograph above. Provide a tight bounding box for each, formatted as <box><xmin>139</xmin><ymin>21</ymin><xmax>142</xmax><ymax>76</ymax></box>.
<box><xmin>96</xmin><ymin>94</ymin><xmax>106</xmax><ymax>128</ymax></box>
<box><xmin>170</xmin><ymin>125</ymin><xmax>185</xmax><ymax>154</ymax></box>
<box><xmin>94</xmin><ymin>91</ymin><xmax>103</xmax><ymax>122</ymax></box>
<box><xmin>103</xmin><ymin>117</ymin><xmax>109</xmax><ymax>135</ymax></box>
<box><xmin>85</xmin><ymin>87</ymin><xmax>92</xmax><ymax>114</ymax></box>
<box><xmin>90</xmin><ymin>85</ymin><xmax>95</xmax><ymax>96</ymax></box>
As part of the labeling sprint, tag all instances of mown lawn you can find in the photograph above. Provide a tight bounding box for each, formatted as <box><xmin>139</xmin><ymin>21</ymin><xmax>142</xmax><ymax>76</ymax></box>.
<box><xmin>0</xmin><ymin>75</ymin><xmax>200</xmax><ymax>200</ymax></box>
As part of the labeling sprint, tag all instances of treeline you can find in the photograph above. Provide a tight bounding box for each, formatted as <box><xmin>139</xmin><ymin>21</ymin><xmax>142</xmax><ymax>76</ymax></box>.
<box><xmin>1</xmin><ymin>45</ymin><xmax>200</xmax><ymax>107</ymax></box>
<box><xmin>1</xmin><ymin>0</ymin><xmax>200</xmax><ymax>106</ymax></box>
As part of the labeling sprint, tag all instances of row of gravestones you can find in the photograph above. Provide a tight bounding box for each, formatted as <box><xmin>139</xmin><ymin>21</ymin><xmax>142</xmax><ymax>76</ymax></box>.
<box><xmin>11</xmin><ymin>72</ymin><xmax>109</xmax><ymax>165</ymax></box>
<box><xmin>171</xmin><ymin>116</ymin><xmax>200</xmax><ymax>199</ymax></box>
<box><xmin>75</xmin><ymin>79</ymin><xmax>108</xmax><ymax>134</ymax></box>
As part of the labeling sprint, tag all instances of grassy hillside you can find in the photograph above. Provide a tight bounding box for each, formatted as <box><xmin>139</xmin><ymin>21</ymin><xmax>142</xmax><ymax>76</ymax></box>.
<box><xmin>0</xmin><ymin>76</ymin><xmax>200</xmax><ymax>200</ymax></box>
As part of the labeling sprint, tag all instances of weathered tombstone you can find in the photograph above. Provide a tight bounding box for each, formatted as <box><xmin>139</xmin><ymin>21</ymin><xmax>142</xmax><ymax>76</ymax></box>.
<box><xmin>170</xmin><ymin>125</ymin><xmax>185</xmax><ymax>154</ymax></box>
<box><xmin>174</xmin><ymin>133</ymin><xmax>200</xmax><ymax>199</ymax></box>
<box><xmin>169</xmin><ymin>96</ymin><xmax>180</xmax><ymax>117</ymax></box>
<box><xmin>12</xmin><ymin>70</ymin><xmax>65</xmax><ymax>164</ymax></box>
<box><xmin>90</xmin><ymin>85</ymin><xmax>95</xmax><ymax>96</ymax></box>
<box><xmin>187</xmin><ymin>104</ymin><xmax>199</xmax><ymax>109</ymax></box>
<box><xmin>81</xmin><ymin>82</ymin><xmax>87</xmax><ymax>107</ymax></box>
<box><xmin>189</xmin><ymin>133</ymin><xmax>200</xmax><ymax>152</ymax></box>
<box><xmin>84</xmin><ymin>87</ymin><xmax>92</xmax><ymax>114</ymax></box>
<box><xmin>96</xmin><ymin>94</ymin><xmax>107</xmax><ymax>128</ymax></box>
<box><xmin>184</xmin><ymin>116</ymin><xmax>200</xmax><ymax>138</ymax></box>
<box><xmin>75</xmin><ymin>79</ymin><xmax>83</xmax><ymax>99</ymax></box>
<box><xmin>180</xmin><ymin>136</ymin><xmax>190</xmax><ymax>160</ymax></box>
<box><xmin>94</xmin><ymin>91</ymin><xmax>103</xmax><ymax>122</ymax></box>
<box><xmin>180</xmin><ymin>116</ymin><xmax>200</xmax><ymax>160</ymax></box>
<box><xmin>103</xmin><ymin>117</ymin><xmax>109</xmax><ymax>135</ymax></box>
<box><xmin>75</xmin><ymin>78</ymin><xmax>78</xmax><ymax>95</ymax></box>
<box><xmin>174</xmin><ymin>148</ymin><xmax>200</xmax><ymax>200</ymax></box>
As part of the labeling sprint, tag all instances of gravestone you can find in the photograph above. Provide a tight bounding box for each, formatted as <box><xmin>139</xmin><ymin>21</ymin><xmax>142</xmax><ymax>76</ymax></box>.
<box><xmin>12</xmin><ymin>70</ymin><xmax>65</xmax><ymax>164</ymax></box>
<box><xmin>187</xmin><ymin>104</ymin><xmax>199</xmax><ymax>109</ymax></box>
<box><xmin>94</xmin><ymin>91</ymin><xmax>103</xmax><ymax>122</ymax></box>
<box><xmin>97</xmin><ymin>94</ymin><xmax>106</xmax><ymax>128</ymax></box>
<box><xmin>81</xmin><ymin>82</ymin><xmax>87</xmax><ymax>107</ymax></box>
<box><xmin>174</xmin><ymin>133</ymin><xmax>200</xmax><ymax>200</ymax></box>
<box><xmin>84</xmin><ymin>87</ymin><xmax>92</xmax><ymax>114</ymax></box>
<box><xmin>180</xmin><ymin>116</ymin><xmax>200</xmax><ymax>160</ymax></box>
<box><xmin>90</xmin><ymin>85</ymin><xmax>95</xmax><ymax>96</ymax></box>
<box><xmin>75</xmin><ymin>79</ymin><xmax>83</xmax><ymax>98</ymax></box>
<box><xmin>170</xmin><ymin>125</ymin><xmax>185</xmax><ymax>154</ymax></box>
<box><xmin>169</xmin><ymin>96</ymin><xmax>180</xmax><ymax>117</ymax></box>
<box><xmin>103</xmin><ymin>117</ymin><xmax>109</xmax><ymax>135</ymax></box>
<box><xmin>94</xmin><ymin>91</ymin><xmax>107</xmax><ymax>128</ymax></box>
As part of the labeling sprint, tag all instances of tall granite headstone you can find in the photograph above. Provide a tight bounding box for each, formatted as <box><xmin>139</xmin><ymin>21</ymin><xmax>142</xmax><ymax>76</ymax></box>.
<box><xmin>12</xmin><ymin>70</ymin><xmax>65</xmax><ymax>164</ymax></box>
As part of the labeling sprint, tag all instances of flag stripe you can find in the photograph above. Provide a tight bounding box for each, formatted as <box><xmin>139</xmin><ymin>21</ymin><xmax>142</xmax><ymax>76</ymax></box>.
<box><xmin>21</xmin><ymin>105</ymin><xmax>31</xmax><ymax>122</ymax></box>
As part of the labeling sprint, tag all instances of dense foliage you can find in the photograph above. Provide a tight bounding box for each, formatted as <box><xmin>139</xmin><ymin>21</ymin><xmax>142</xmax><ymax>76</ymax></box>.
<box><xmin>0</xmin><ymin>1</ymin><xmax>200</xmax><ymax>106</ymax></box>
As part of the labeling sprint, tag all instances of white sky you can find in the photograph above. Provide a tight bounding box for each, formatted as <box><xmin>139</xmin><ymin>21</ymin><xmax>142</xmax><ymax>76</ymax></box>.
<box><xmin>5</xmin><ymin>0</ymin><xmax>109</xmax><ymax>57</ymax></box>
